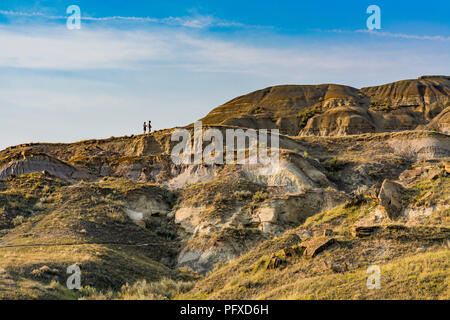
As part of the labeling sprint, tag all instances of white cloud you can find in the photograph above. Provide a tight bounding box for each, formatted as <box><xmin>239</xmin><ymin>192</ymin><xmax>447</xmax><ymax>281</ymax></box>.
<box><xmin>356</xmin><ymin>29</ymin><xmax>450</xmax><ymax>41</ymax></box>
<box><xmin>0</xmin><ymin>10</ymin><xmax>247</xmax><ymax>29</ymax></box>
<box><xmin>0</xmin><ymin>27</ymin><xmax>173</xmax><ymax>70</ymax></box>
<box><xmin>0</xmin><ymin>24</ymin><xmax>448</xmax><ymax>84</ymax></box>
<box><xmin>2</xmin><ymin>19</ymin><xmax>450</xmax><ymax>85</ymax></box>
<box><xmin>316</xmin><ymin>28</ymin><xmax>450</xmax><ymax>41</ymax></box>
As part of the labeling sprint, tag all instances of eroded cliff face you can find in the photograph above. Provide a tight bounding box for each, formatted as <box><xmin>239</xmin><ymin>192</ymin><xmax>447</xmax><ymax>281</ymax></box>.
<box><xmin>361</xmin><ymin>76</ymin><xmax>450</xmax><ymax>119</ymax></box>
<box><xmin>200</xmin><ymin>84</ymin><xmax>363</xmax><ymax>136</ymax></box>
<box><xmin>200</xmin><ymin>76</ymin><xmax>450</xmax><ymax>137</ymax></box>
<box><xmin>299</xmin><ymin>106</ymin><xmax>377</xmax><ymax>136</ymax></box>
<box><xmin>425</xmin><ymin>106</ymin><xmax>450</xmax><ymax>134</ymax></box>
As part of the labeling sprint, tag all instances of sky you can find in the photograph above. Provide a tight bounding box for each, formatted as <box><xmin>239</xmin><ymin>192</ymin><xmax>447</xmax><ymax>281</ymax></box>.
<box><xmin>0</xmin><ymin>0</ymin><xmax>449</xmax><ymax>150</ymax></box>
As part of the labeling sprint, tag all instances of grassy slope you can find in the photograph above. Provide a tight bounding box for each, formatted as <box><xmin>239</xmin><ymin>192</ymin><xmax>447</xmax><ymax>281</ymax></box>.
<box><xmin>0</xmin><ymin>173</ymin><xmax>193</xmax><ymax>299</ymax></box>
<box><xmin>180</xmin><ymin>226</ymin><xmax>449</xmax><ymax>300</ymax></box>
<box><xmin>180</xmin><ymin>176</ymin><xmax>450</xmax><ymax>300</ymax></box>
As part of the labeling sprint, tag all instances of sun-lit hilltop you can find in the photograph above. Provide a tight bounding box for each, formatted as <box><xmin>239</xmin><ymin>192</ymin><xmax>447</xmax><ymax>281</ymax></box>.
<box><xmin>201</xmin><ymin>75</ymin><xmax>450</xmax><ymax>136</ymax></box>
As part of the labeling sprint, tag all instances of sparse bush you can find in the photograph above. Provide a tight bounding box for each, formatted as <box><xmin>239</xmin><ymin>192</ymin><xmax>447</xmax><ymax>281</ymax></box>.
<box><xmin>119</xmin><ymin>278</ymin><xmax>194</xmax><ymax>300</ymax></box>
<box><xmin>252</xmin><ymin>191</ymin><xmax>268</xmax><ymax>202</ymax></box>
<box><xmin>214</xmin><ymin>192</ymin><xmax>227</xmax><ymax>203</ymax></box>
<box><xmin>34</xmin><ymin>200</ymin><xmax>46</xmax><ymax>209</ymax></box>
<box><xmin>355</xmin><ymin>185</ymin><xmax>369</xmax><ymax>197</ymax></box>
<box><xmin>12</xmin><ymin>215</ymin><xmax>24</xmax><ymax>226</ymax></box>
<box><xmin>41</xmin><ymin>185</ymin><xmax>50</xmax><ymax>194</ymax></box>
<box><xmin>24</xmin><ymin>193</ymin><xmax>34</xmax><ymax>199</ymax></box>
<box><xmin>253</xmin><ymin>106</ymin><xmax>264</xmax><ymax>114</ymax></box>
<box><xmin>369</xmin><ymin>100</ymin><xmax>391</xmax><ymax>112</ymax></box>
<box><xmin>322</xmin><ymin>156</ymin><xmax>347</xmax><ymax>173</ymax></box>
<box><xmin>297</xmin><ymin>107</ymin><xmax>321</xmax><ymax>128</ymax></box>
<box><xmin>8</xmin><ymin>201</ymin><xmax>22</xmax><ymax>209</ymax></box>
<box><xmin>81</xmin><ymin>278</ymin><xmax>194</xmax><ymax>300</ymax></box>
<box><xmin>233</xmin><ymin>190</ymin><xmax>253</xmax><ymax>200</ymax></box>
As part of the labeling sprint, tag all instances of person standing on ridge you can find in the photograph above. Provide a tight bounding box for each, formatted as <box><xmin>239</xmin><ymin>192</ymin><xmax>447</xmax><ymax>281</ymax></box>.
<box><xmin>143</xmin><ymin>121</ymin><xmax>147</xmax><ymax>135</ymax></box>
<box><xmin>148</xmin><ymin>121</ymin><xmax>152</xmax><ymax>134</ymax></box>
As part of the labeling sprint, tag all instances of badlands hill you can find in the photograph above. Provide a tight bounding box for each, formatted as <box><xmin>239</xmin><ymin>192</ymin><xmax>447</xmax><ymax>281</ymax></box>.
<box><xmin>201</xmin><ymin>75</ymin><xmax>450</xmax><ymax>136</ymax></box>
<box><xmin>0</xmin><ymin>76</ymin><xmax>449</xmax><ymax>300</ymax></box>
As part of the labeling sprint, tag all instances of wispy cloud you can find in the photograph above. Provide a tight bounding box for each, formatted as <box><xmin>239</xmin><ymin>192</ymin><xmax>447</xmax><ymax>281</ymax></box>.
<box><xmin>356</xmin><ymin>29</ymin><xmax>450</xmax><ymax>41</ymax></box>
<box><xmin>0</xmin><ymin>9</ymin><xmax>248</xmax><ymax>29</ymax></box>
<box><xmin>0</xmin><ymin>26</ymin><xmax>173</xmax><ymax>70</ymax></box>
<box><xmin>315</xmin><ymin>28</ymin><xmax>450</xmax><ymax>41</ymax></box>
<box><xmin>0</xmin><ymin>26</ymin><xmax>382</xmax><ymax>73</ymax></box>
<box><xmin>1</xmin><ymin>24</ymin><xmax>448</xmax><ymax>82</ymax></box>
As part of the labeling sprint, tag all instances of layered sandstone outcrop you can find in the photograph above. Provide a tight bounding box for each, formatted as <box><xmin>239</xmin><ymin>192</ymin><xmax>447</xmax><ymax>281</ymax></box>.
<box><xmin>200</xmin><ymin>76</ymin><xmax>450</xmax><ymax>137</ymax></box>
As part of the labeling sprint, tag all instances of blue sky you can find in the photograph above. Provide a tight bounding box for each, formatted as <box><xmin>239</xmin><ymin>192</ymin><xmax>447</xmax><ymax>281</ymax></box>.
<box><xmin>0</xmin><ymin>0</ymin><xmax>449</xmax><ymax>150</ymax></box>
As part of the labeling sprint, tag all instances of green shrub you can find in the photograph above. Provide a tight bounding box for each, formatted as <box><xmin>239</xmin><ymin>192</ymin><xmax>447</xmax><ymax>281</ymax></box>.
<box><xmin>233</xmin><ymin>190</ymin><xmax>253</xmax><ymax>200</ymax></box>
<box><xmin>214</xmin><ymin>193</ymin><xmax>227</xmax><ymax>203</ymax></box>
<box><xmin>12</xmin><ymin>215</ymin><xmax>24</xmax><ymax>226</ymax></box>
<box><xmin>322</xmin><ymin>156</ymin><xmax>347</xmax><ymax>173</ymax></box>
<box><xmin>253</xmin><ymin>106</ymin><xmax>264</xmax><ymax>114</ymax></box>
<box><xmin>369</xmin><ymin>100</ymin><xmax>391</xmax><ymax>112</ymax></box>
<box><xmin>253</xmin><ymin>191</ymin><xmax>268</xmax><ymax>202</ymax></box>
<box><xmin>297</xmin><ymin>107</ymin><xmax>321</xmax><ymax>128</ymax></box>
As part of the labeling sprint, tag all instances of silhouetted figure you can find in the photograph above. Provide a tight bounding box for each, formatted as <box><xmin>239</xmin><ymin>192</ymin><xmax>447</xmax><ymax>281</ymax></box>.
<box><xmin>143</xmin><ymin>122</ymin><xmax>147</xmax><ymax>135</ymax></box>
<box><xmin>148</xmin><ymin>121</ymin><xmax>152</xmax><ymax>134</ymax></box>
